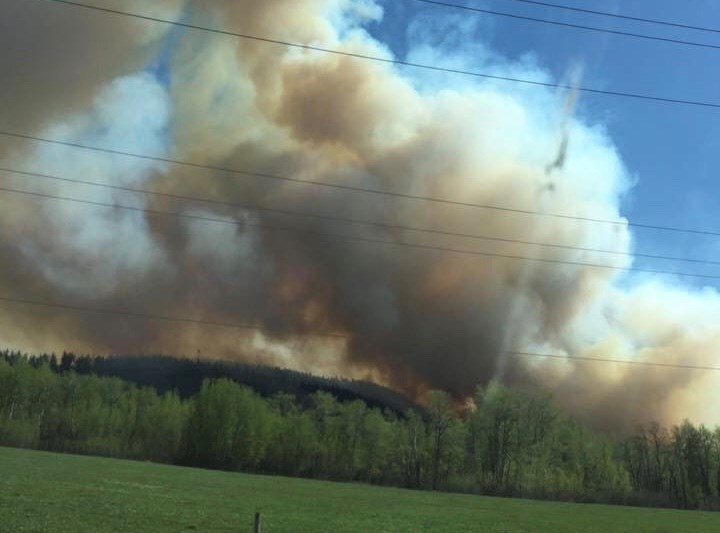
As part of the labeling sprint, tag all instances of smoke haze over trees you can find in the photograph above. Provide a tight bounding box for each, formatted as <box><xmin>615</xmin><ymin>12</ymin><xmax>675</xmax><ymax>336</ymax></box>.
<box><xmin>45</xmin><ymin>351</ymin><xmax>419</xmax><ymax>413</ymax></box>
<box><xmin>2</xmin><ymin>351</ymin><xmax>720</xmax><ymax>510</ymax></box>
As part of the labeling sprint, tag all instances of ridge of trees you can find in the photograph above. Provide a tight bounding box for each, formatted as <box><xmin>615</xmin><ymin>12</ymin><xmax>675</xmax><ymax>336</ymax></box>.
<box><xmin>1</xmin><ymin>350</ymin><xmax>719</xmax><ymax>511</ymax></box>
<box><xmin>0</xmin><ymin>350</ymin><xmax>417</xmax><ymax>414</ymax></box>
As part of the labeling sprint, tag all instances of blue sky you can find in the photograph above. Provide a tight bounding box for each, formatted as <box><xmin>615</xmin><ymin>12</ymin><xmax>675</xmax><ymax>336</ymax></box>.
<box><xmin>369</xmin><ymin>0</ymin><xmax>720</xmax><ymax>283</ymax></box>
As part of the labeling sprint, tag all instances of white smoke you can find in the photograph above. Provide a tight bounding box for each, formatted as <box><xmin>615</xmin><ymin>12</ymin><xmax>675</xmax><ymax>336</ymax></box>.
<box><xmin>2</xmin><ymin>72</ymin><xmax>171</xmax><ymax>295</ymax></box>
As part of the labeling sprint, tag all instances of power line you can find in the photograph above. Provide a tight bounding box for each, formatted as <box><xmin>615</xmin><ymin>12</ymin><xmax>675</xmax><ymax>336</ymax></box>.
<box><xmin>5</xmin><ymin>130</ymin><xmax>720</xmax><ymax>239</ymax></box>
<box><xmin>36</xmin><ymin>0</ymin><xmax>720</xmax><ymax>109</ymax></box>
<box><xmin>495</xmin><ymin>0</ymin><xmax>720</xmax><ymax>35</ymax></box>
<box><xmin>4</xmin><ymin>184</ymin><xmax>720</xmax><ymax>280</ymax></box>
<box><xmin>0</xmin><ymin>295</ymin><xmax>347</xmax><ymax>340</ymax></box>
<box><xmin>1</xmin><ymin>294</ymin><xmax>718</xmax><ymax>372</ymax></box>
<box><xmin>510</xmin><ymin>351</ymin><xmax>720</xmax><ymax>372</ymax></box>
<box><xmin>409</xmin><ymin>0</ymin><xmax>720</xmax><ymax>51</ymax></box>
<box><xmin>5</xmin><ymin>165</ymin><xmax>720</xmax><ymax>267</ymax></box>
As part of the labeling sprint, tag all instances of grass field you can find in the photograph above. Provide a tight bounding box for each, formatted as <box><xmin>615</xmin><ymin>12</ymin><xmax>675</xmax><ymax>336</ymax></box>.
<box><xmin>1</xmin><ymin>447</ymin><xmax>718</xmax><ymax>532</ymax></box>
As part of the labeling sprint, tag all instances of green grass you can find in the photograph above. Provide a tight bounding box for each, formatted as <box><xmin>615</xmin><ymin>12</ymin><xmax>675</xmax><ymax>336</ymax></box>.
<box><xmin>0</xmin><ymin>447</ymin><xmax>718</xmax><ymax>533</ymax></box>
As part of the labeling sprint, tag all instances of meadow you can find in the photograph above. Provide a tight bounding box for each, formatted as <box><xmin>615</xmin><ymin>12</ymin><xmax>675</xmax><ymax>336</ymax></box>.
<box><xmin>1</xmin><ymin>447</ymin><xmax>718</xmax><ymax>533</ymax></box>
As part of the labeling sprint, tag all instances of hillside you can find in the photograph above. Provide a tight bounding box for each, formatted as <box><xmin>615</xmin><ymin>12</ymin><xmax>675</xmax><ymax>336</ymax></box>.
<box><xmin>2</xmin><ymin>350</ymin><xmax>417</xmax><ymax>414</ymax></box>
<box><xmin>3</xmin><ymin>350</ymin><xmax>720</xmax><ymax>511</ymax></box>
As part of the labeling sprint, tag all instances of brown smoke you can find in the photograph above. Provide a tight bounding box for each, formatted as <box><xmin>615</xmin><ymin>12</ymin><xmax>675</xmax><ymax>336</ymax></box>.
<box><xmin>0</xmin><ymin>0</ymin><xmax>183</xmax><ymax>139</ymax></box>
<box><xmin>1</xmin><ymin>0</ymin><xmax>718</xmax><ymax>432</ymax></box>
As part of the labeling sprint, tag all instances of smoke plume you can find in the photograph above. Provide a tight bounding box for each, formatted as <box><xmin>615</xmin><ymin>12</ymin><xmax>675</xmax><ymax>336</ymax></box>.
<box><xmin>1</xmin><ymin>0</ymin><xmax>718</xmax><ymax>431</ymax></box>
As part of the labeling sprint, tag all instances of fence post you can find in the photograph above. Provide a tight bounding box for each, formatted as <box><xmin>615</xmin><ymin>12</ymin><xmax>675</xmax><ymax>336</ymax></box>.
<box><xmin>253</xmin><ymin>512</ymin><xmax>262</xmax><ymax>533</ymax></box>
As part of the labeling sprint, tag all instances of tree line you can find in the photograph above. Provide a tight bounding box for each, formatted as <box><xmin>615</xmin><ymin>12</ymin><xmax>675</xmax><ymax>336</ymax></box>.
<box><xmin>20</xmin><ymin>351</ymin><xmax>417</xmax><ymax>413</ymax></box>
<box><xmin>1</xmin><ymin>350</ymin><xmax>719</xmax><ymax>510</ymax></box>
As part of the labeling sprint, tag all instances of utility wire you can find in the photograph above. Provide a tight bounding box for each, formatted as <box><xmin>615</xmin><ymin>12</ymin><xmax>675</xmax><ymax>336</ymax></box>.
<box><xmin>509</xmin><ymin>350</ymin><xmax>720</xmax><ymax>372</ymax></box>
<box><xmin>4</xmin><ymin>184</ymin><xmax>720</xmax><ymax>280</ymax></box>
<box><xmin>1</xmin><ymin>294</ymin><xmax>719</xmax><ymax>372</ymax></box>
<box><xmin>36</xmin><ymin>0</ymin><xmax>720</xmax><ymax>109</ymax></box>
<box><xmin>495</xmin><ymin>0</ymin><xmax>720</xmax><ymax>35</ymax></box>
<box><xmin>0</xmin><ymin>295</ymin><xmax>347</xmax><ymax>339</ymax></box>
<box><xmin>5</xmin><ymin>166</ymin><xmax>720</xmax><ymax>267</ymax></box>
<box><xmin>5</xmin><ymin>130</ymin><xmax>720</xmax><ymax>239</ymax></box>
<box><xmin>409</xmin><ymin>0</ymin><xmax>720</xmax><ymax>51</ymax></box>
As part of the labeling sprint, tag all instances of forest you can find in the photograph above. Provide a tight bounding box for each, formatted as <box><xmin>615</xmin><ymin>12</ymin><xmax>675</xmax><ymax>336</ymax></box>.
<box><xmin>1</xmin><ymin>350</ymin><xmax>719</xmax><ymax>511</ymax></box>
<box><xmin>60</xmin><ymin>352</ymin><xmax>417</xmax><ymax>413</ymax></box>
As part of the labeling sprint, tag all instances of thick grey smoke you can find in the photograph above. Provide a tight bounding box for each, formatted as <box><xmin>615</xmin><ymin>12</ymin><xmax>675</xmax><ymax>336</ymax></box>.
<box><xmin>0</xmin><ymin>0</ymin><xmax>183</xmax><ymax>140</ymax></box>
<box><xmin>1</xmin><ymin>0</ymin><xmax>719</xmax><ymax>431</ymax></box>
